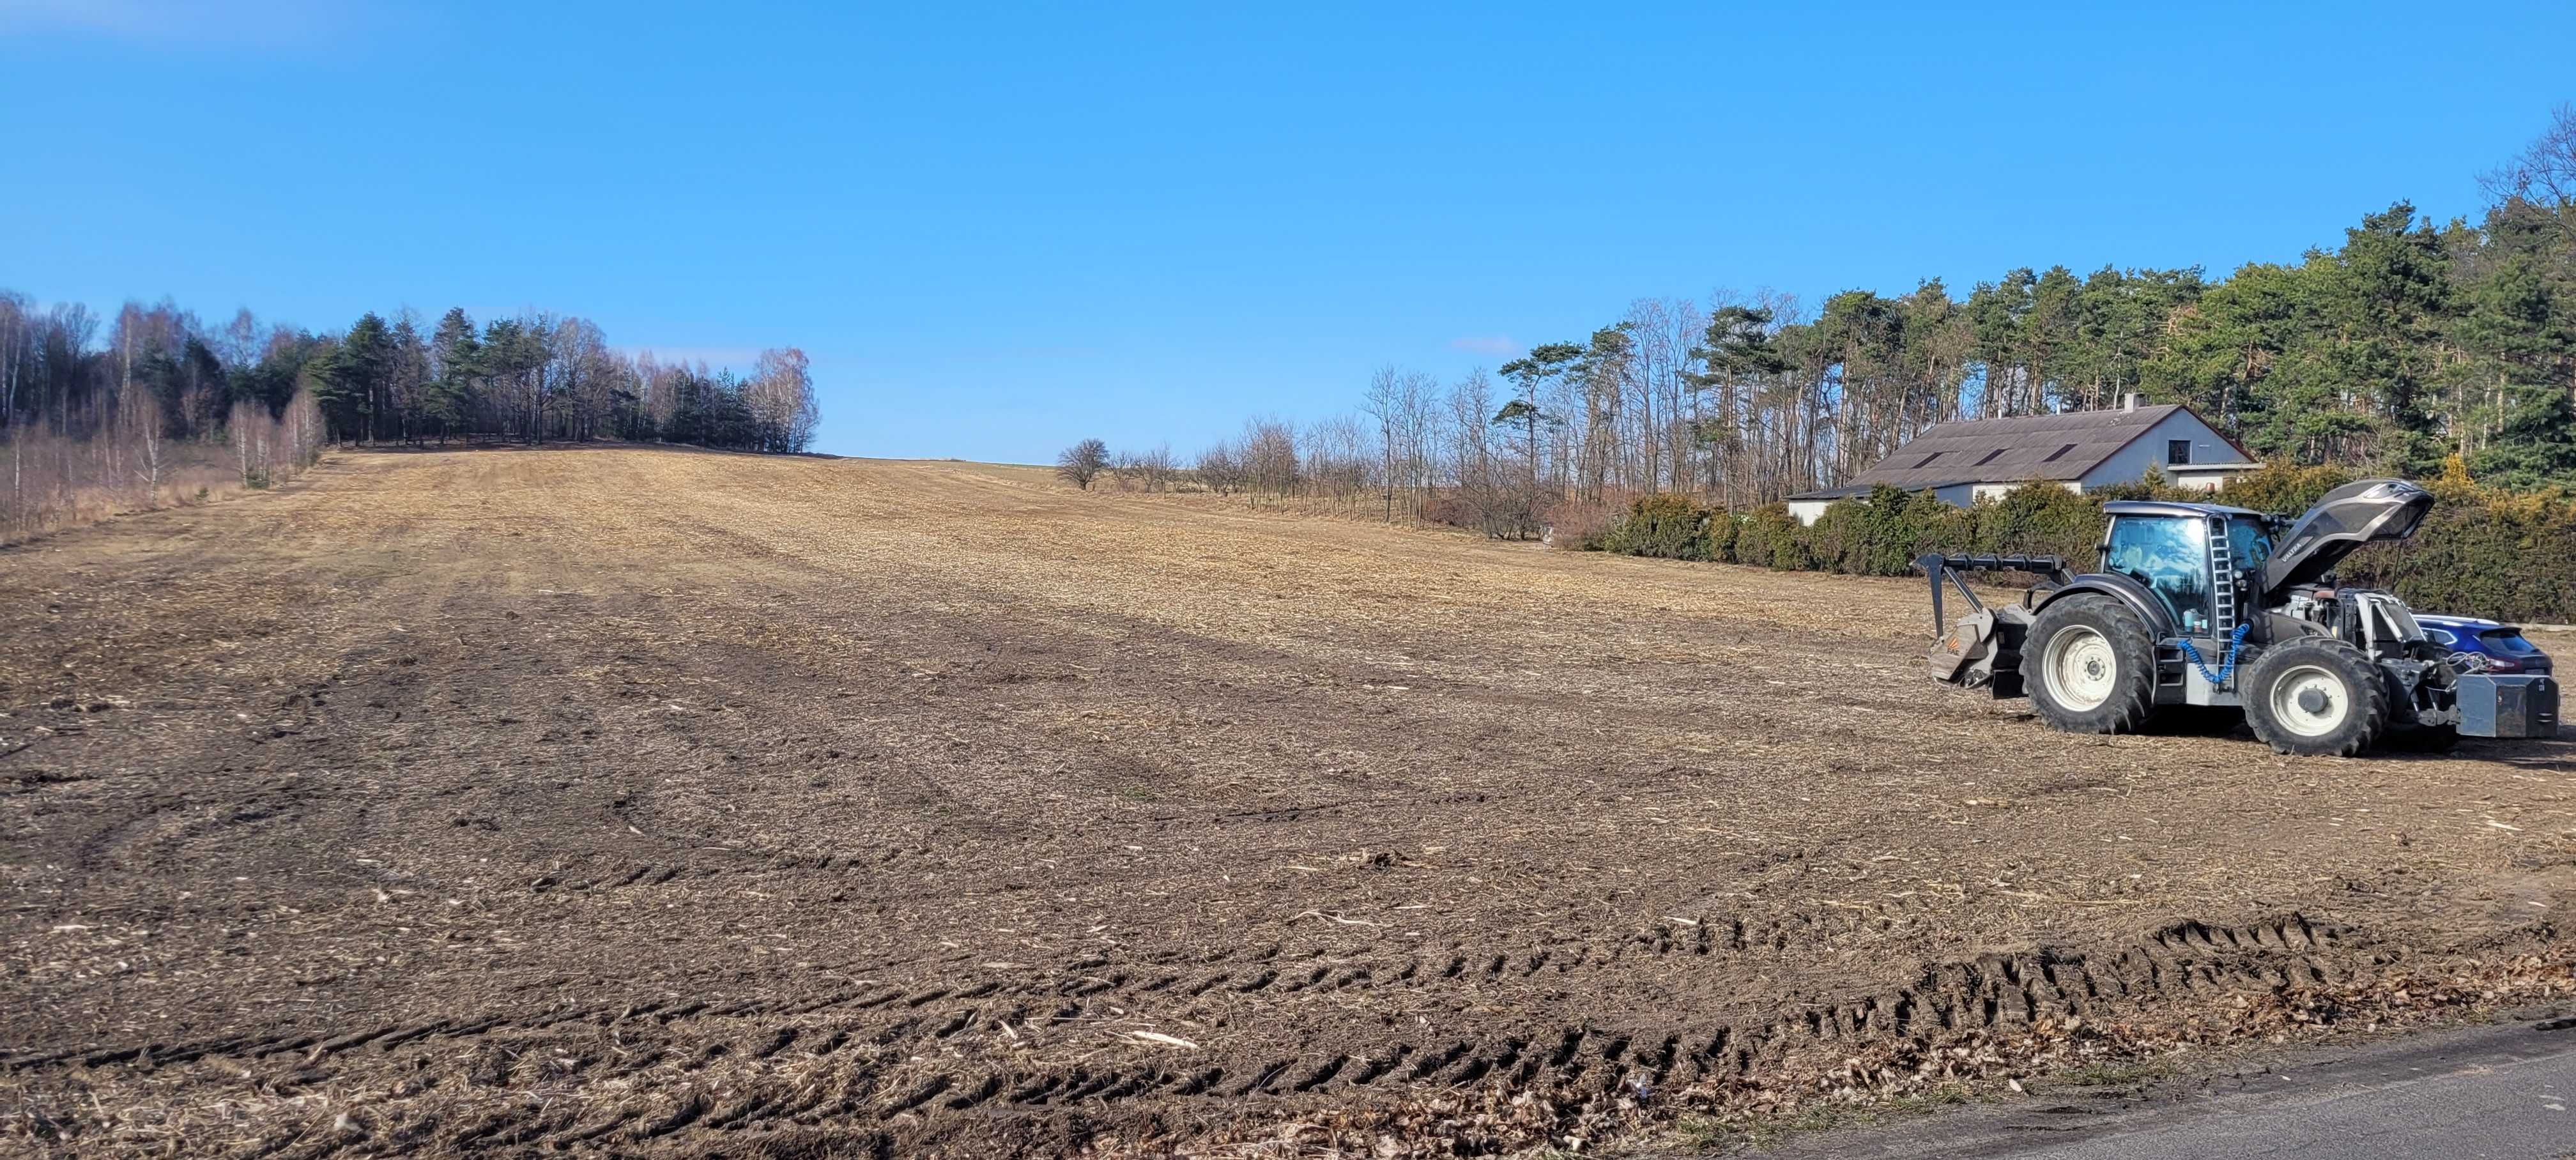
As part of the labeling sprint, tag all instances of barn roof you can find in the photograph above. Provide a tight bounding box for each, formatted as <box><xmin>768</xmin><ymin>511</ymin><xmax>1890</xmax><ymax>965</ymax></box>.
<box><xmin>1789</xmin><ymin>404</ymin><xmax>2242</xmax><ymax>500</ymax></box>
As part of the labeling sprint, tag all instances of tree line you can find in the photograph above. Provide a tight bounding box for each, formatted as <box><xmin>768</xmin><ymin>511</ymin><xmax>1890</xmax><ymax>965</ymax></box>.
<box><xmin>1084</xmin><ymin>106</ymin><xmax>2576</xmax><ymax>528</ymax></box>
<box><xmin>1</xmin><ymin>289</ymin><xmax>823</xmax><ymax>545</ymax></box>
<box><xmin>0</xmin><ymin>294</ymin><xmax>821</xmax><ymax>455</ymax></box>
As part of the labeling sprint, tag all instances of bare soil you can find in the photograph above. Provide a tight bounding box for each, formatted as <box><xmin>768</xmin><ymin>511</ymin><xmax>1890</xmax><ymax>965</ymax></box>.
<box><xmin>3</xmin><ymin>446</ymin><xmax>2572</xmax><ymax>1156</ymax></box>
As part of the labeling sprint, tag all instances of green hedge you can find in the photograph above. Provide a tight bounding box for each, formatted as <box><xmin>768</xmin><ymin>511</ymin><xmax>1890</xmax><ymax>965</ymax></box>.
<box><xmin>1600</xmin><ymin>492</ymin><xmax>1722</xmax><ymax>560</ymax></box>
<box><xmin>2343</xmin><ymin>486</ymin><xmax>2576</xmax><ymax>624</ymax></box>
<box><xmin>1590</xmin><ymin>465</ymin><xmax>2576</xmax><ymax>624</ymax></box>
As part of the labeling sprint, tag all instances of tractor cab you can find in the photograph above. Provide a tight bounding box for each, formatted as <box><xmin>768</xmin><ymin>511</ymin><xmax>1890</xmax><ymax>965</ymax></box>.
<box><xmin>2096</xmin><ymin>500</ymin><xmax>2273</xmax><ymax>638</ymax></box>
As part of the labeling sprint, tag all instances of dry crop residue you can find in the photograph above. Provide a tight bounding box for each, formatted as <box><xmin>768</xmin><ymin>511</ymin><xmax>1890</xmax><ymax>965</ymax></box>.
<box><xmin>3</xmin><ymin>446</ymin><xmax>2572</xmax><ymax>1156</ymax></box>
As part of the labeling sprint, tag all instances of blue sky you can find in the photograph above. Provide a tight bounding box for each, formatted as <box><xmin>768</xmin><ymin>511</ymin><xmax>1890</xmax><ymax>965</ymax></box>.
<box><xmin>4</xmin><ymin>1</ymin><xmax>2571</xmax><ymax>462</ymax></box>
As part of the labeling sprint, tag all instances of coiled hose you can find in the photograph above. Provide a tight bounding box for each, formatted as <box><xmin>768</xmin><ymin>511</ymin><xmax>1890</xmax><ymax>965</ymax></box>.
<box><xmin>2177</xmin><ymin>622</ymin><xmax>2253</xmax><ymax>685</ymax></box>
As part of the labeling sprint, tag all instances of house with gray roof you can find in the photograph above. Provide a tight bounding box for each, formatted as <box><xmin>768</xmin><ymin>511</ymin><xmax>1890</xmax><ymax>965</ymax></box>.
<box><xmin>1785</xmin><ymin>395</ymin><xmax>2258</xmax><ymax>525</ymax></box>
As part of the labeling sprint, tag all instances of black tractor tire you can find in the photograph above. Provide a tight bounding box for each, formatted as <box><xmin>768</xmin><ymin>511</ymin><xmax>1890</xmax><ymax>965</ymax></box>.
<box><xmin>2019</xmin><ymin>594</ymin><xmax>2158</xmax><ymax>735</ymax></box>
<box><xmin>2242</xmin><ymin>637</ymin><xmax>2390</xmax><ymax>757</ymax></box>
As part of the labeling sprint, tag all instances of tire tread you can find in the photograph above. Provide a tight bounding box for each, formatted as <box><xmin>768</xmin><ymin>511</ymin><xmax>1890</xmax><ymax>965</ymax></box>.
<box><xmin>2020</xmin><ymin>594</ymin><xmax>2158</xmax><ymax>735</ymax></box>
<box><xmin>2243</xmin><ymin>636</ymin><xmax>2389</xmax><ymax>757</ymax></box>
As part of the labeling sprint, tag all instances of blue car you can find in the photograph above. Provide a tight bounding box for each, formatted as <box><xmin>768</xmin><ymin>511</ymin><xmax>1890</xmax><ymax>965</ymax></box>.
<box><xmin>2417</xmin><ymin>614</ymin><xmax>2554</xmax><ymax>675</ymax></box>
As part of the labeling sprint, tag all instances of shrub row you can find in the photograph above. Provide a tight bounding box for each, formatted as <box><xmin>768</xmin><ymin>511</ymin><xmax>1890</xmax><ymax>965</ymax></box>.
<box><xmin>1583</xmin><ymin>463</ymin><xmax>2576</xmax><ymax>625</ymax></box>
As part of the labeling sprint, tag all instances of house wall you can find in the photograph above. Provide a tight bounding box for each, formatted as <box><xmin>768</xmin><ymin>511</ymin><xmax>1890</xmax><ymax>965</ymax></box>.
<box><xmin>2077</xmin><ymin>411</ymin><xmax>2241</xmax><ymax>491</ymax></box>
<box><xmin>2167</xmin><ymin>468</ymin><xmax>2239</xmax><ymax>492</ymax></box>
<box><xmin>1966</xmin><ymin>481</ymin><xmax>2077</xmax><ymax>503</ymax></box>
<box><xmin>1793</xmin><ymin>480</ymin><xmax>2060</xmax><ymax>525</ymax></box>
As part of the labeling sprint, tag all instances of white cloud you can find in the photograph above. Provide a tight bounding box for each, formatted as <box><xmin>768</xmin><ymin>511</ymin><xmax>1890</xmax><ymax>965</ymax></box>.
<box><xmin>1448</xmin><ymin>336</ymin><xmax>1517</xmax><ymax>356</ymax></box>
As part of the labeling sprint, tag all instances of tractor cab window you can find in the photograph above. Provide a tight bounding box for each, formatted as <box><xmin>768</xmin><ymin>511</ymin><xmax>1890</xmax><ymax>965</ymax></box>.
<box><xmin>2104</xmin><ymin>515</ymin><xmax>2209</xmax><ymax>632</ymax></box>
<box><xmin>2225</xmin><ymin>515</ymin><xmax>2272</xmax><ymax>573</ymax></box>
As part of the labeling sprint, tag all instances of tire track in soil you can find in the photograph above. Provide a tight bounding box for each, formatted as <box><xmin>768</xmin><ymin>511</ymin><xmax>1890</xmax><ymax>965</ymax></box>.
<box><xmin>13</xmin><ymin>452</ymin><xmax>2567</xmax><ymax>1158</ymax></box>
<box><xmin>6</xmin><ymin>913</ymin><xmax>2362</xmax><ymax>1151</ymax></box>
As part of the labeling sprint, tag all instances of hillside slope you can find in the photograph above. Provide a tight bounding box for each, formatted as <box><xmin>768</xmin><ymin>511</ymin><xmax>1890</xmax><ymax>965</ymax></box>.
<box><xmin>4</xmin><ymin>446</ymin><xmax>2570</xmax><ymax>1156</ymax></box>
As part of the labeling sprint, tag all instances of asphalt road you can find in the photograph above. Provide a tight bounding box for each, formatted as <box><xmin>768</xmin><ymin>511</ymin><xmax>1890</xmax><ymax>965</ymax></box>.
<box><xmin>1752</xmin><ymin>1016</ymin><xmax>2576</xmax><ymax>1159</ymax></box>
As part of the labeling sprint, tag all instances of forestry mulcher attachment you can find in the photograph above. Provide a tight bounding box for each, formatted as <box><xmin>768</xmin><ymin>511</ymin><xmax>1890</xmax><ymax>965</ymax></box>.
<box><xmin>1919</xmin><ymin>480</ymin><xmax>2558</xmax><ymax>755</ymax></box>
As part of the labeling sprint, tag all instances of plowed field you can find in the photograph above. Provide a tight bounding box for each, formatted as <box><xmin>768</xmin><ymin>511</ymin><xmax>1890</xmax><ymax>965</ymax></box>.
<box><xmin>5</xmin><ymin>446</ymin><xmax>2572</xmax><ymax>1156</ymax></box>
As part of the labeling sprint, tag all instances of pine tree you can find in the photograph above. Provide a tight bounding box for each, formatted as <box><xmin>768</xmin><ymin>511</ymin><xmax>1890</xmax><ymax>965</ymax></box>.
<box><xmin>427</xmin><ymin>308</ymin><xmax>480</xmax><ymax>442</ymax></box>
<box><xmin>321</xmin><ymin>312</ymin><xmax>393</xmax><ymax>443</ymax></box>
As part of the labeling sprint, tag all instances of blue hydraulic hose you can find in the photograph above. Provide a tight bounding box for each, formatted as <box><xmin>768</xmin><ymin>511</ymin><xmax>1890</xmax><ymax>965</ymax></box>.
<box><xmin>2178</xmin><ymin>622</ymin><xmax>2253</xmax><ymax>685</ymax></box>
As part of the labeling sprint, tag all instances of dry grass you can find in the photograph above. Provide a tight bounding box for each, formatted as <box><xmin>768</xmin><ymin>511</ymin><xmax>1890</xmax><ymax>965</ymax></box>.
<box><xmin>0</xmin><ymin>436</ymin><xmax>254</xmax><ymax>547</ymax></box>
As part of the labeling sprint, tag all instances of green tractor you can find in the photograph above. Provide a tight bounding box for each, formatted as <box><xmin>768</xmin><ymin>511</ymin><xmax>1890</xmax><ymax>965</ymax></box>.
<box><xmin>1919</xmin><ymin>480</ymin><xmax>2558</xmax><ymax>755</ymax></box>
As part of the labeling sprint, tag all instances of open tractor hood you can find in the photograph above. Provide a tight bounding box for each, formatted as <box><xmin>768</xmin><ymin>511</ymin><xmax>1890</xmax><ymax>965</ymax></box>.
<box><xmin>2259</xmin><ymin>478</ymin><xmax>2434</xmax><ymax>596</ymax></box>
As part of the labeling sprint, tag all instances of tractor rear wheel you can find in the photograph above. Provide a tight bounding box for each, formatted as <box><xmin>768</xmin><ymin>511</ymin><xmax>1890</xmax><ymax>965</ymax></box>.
<box><xmin>2020</xmin><ymin>594</ymin><xmax>2157</xmax><ymax>735</ymax></box>
<box><xmin>2242</xmin><ymin>637</ymin><xmax>2389</xmax><ymax>756</ymax></box>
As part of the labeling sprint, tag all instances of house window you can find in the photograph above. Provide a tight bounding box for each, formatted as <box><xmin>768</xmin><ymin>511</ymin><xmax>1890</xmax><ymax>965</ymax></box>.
<box><xmin>2167</xmin><ymin>439</ymin><xmax>2192</xmax><ymax>465</ymax></box>
<box><xmin>2041</xmin><ymin>443</ymin><xmax>2078</xmax><ymax>462</ymax></box>
<box><xmin>1913</xmin><ymin>452</ymin><xmax>1940</xmax><ymax>468</ymax></box>
<box><xmin>1975</xmin><ymin>448</ymin><xmax>2005</xmax><ymax>466</ymax></box>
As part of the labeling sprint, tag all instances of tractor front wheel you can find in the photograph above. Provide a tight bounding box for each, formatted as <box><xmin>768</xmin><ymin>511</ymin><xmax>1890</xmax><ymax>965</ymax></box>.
<box><xmin>2243</xmin><ymin>637</ymin><xmax>2389</xmax><ymax>757</ymax></box>
<box><xmin>2020</xmin><ymin>594</ymin><xmax>2157</xmax><ymax>735</ymax></box>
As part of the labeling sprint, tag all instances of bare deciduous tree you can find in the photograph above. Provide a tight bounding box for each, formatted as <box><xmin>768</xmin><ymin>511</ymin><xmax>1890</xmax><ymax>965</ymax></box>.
<box><xmin>124</xmin><ymin>390</ymin><xmax>165</xmax><ymax>502</ymax></box>
<box><xmin>1057</xmin><ymin>438</ymin><xmax>1108</xmax><ymax>489</ymax></box>
<box><xmin>1239</xmin><ymin>418</ymin><xmax>1300</xmax><ymax>496</ymax></box>
<box><xmin>749</xmin><ymin>347</ymin><xmax>821</xmax><ymax>452</ymax></box>
<box><xmin>2481</xmin><ymin>103</ymin><xmax>2576</xmax><ymax>213</ymax></box>
<box><xmin>1135</xmin><ymin>443</ymin><xmax>1175</xmax><ymax>491</ymax></box>
<box><xmin>1194</xmin><ymin>443</ymin><xmax>1242</xmax><ymax>494</ymax></box>
<box><xmin>1363</xmin><ymin>365</ymin><xmax>1400</xmax><ymax>519</ymax></box>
